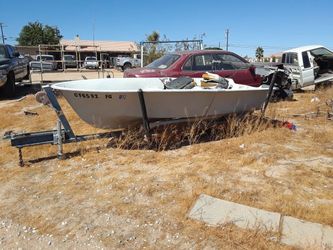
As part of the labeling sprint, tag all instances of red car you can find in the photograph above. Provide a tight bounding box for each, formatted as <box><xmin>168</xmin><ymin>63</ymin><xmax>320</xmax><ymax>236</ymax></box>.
<box><xmin>124</xmin><ymin>50</ymin><xmax>262</xmax><ymax>86</ymax></box>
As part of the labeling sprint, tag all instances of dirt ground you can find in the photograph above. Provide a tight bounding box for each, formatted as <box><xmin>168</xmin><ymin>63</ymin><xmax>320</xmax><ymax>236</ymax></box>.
<box><xmin>0</xmin><ymin>81</ymin><xmax>332</xmax><ymax>249</ymax></box>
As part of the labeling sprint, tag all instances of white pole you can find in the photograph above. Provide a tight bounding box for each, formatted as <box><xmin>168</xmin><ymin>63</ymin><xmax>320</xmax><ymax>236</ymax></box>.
<box><xmin>61</xmin><ymin>44</ymin><xmax>65</xmax><ymax>71</ymax></box>
<box><xmin>38</xmin><ymin>45</ymin><xmax>44</xmax><ymax>83</ymax></box>
<box><xmin>75</xmin><ymin>45</ymin><xmax>78</xmax><ymax>71</ymax></box>
<box><xmin>140</xmin><ymin>43</ymin><xmax>144</xmax><ymax>67</ymax></box>
<box><xmin>96</xmin><ymin>46</ymin><xmax>99</xmax><ymax>78</ymax></box>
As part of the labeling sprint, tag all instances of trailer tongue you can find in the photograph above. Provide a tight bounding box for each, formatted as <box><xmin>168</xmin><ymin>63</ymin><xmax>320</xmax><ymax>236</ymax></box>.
<box><xmin>6</xmin><ymin>86</ymin><xmax>122</xmax><ymax>167</ymax></box>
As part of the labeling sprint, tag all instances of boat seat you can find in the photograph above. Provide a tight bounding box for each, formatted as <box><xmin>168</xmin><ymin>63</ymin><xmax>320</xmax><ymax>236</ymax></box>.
<box><xmin>164</xmin><ymin>77</ymin><xmax>194</xmax><ymax>89</ymax></box>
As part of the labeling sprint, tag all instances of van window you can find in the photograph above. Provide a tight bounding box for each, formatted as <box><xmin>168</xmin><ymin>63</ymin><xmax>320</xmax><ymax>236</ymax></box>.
<box><xmin>282</xmin><ymin>54</ymin><xmax>286</xmax><ymax>63</ymax></box>
<box><xmin>193</xmin><ymin>54</ymin><xmax>214</xmax><ymax>71</ymax></box>
<box><xmin>302</xmin><ymin>51</ymin><xmax>311</xmax><ymax>68</ymax></box>
<box><xmin>0</xmin><ymin>46</ymin><xmax>6</xmax><ymax>59</ymax></box>
<box><xmin>283</xmin><ymin>53</ymin><xmax>298</xmax><ymax>65</ymax></box>
<box><xmin>7</xmin><ymin>46</ymin><xmax>15</xmax><ymax>57</ymax></box>
<box><xmin>310</xmin><ymin>47</ymin><xmax>333</xmax><ymax>57</ymax></box>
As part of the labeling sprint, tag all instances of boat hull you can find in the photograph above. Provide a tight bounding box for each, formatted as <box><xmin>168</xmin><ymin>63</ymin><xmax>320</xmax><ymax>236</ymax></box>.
<box><xmin>52</xmin><ymin>78</ymin><xmax>269</xmax><ymax>129</ymax></box>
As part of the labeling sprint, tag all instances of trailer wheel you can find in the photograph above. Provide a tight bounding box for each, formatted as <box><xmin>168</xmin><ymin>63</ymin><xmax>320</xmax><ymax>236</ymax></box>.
<box><xmin>23</xmin><ymin>65</ymin><xmax>30</xmax><ymax>80</ymax></box>
<box><xmin>1</xmin><ymin>71</ymin><xmax>16</xmax><ymax>98</ymax></box>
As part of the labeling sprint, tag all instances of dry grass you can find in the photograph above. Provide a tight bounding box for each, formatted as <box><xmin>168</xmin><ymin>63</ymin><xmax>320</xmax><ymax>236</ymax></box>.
<box><xmin>0</xmin><ymin>86</ymin><xmax>332</xmax><ymax>248</ymax></box>
<box><xmin>107</xmin><ymin>114</ymin><xmax>287</xmax><ymax>151</ymax></box>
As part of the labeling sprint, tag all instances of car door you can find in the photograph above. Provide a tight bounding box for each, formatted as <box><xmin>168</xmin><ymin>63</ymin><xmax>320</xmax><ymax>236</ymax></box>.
<box><xmin>300</xmin><ymin>51</ymin><xmax>315</xmax><ymax>87</ymax></box>
<box><xmin>213</xmin><ymin>53</ymin><xmax>259</xmax><ymax>86</ymax></box>
<box><xmin>180</xmin><ymin>53</ymin><xmax>214</xmax><ymax>77</ymax></box>
<box><xmin>8</xmin><ymin>45</ymin><xmax>25</xmax><ymax>79</ymax></box>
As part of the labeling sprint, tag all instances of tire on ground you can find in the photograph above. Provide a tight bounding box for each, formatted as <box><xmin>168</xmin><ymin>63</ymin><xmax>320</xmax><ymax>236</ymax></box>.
<box><xmin>23</xmin><ymin>65</ymin><xmax>30</xmax><ymax>80</ymax></box>
<box><xmin>1</xmin><ymin>71</ymin><xmax>16</xmax><ymax>97</ymax></box>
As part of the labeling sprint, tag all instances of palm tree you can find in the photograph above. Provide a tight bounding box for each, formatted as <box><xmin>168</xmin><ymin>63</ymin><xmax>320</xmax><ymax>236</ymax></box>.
<box><xmin>255</xmin><ymin>47</ymin><xmax>264</xmax><ymax>62</ymax></box>
<box><xmin>145</xmin><ymin>31</ymin><xmax>163</xmax><ymax>65</ymax></box>
<box><xmin>147</xmin><ymin>31</ymin><xmax>160</xmax><ymax>42</ymax></box>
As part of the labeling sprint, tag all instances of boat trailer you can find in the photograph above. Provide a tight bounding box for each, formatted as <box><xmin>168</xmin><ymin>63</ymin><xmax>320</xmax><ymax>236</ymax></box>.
<box><xmin>4</xmin><ymin>86</ymin><xmax>156</xmax><ymax>167</ymax></box>
<box><xmin>4</xmin><ymin>70</ymin><xmax>281</xmax><ymax>167</ymax></box>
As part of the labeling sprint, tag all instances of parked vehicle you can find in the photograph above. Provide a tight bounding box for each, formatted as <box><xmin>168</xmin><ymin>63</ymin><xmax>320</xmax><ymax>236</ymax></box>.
<box><xmin>124</xmin><ymin>50</ymin><xmax>262</xmax><ymax>86</ymax></box>
<box><xmin>280</xmin><ymin>45</ymin><xmax>333</xmax><ymax>89</ymax></box>
<box><xmin>116</xmin><ymin>55</ymin><xmax>141</xmax><ymax>71</ymax></box>
<box><xmin>30</xmin><ymin>55</ymin><xmax>58</xmax><ymax>71</ymax></box>
<box><xmin>63</xmin><ymin>55</ymin><xmax>77</xmax><ymax>69</ymax></box>
<box><xmin>84</xmin><ymin>56</ymin><xmax>99</xmax><ymax>69</ymax></box>
<box><xmin>0</xmin><ymin>44</ymin><xmax>30</xmax><ymax>97</ymax></box>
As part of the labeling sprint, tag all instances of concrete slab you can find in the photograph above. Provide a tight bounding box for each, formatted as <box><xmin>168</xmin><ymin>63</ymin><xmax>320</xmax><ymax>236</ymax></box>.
<box><xmin>189</xmin><ymin>194</ymin><xmax>333</xmax><ymax>248</ymax></box>
<box><xmin>322</xmin><ymin>225</ymin><xmax>333</xmax><ymax>249</ymax></box>
<box><xmin>281</xmin><ymin>216</ymin><xmax>323</xmax><ymax>248</ymax></box>
<box><xmin>188</xmin><ymin>194</ymin><xmax>281</xmax><ymax>232</ymax></box>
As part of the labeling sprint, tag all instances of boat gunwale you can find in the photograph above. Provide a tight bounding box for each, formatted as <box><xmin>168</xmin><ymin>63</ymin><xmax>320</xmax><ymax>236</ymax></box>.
<box><xmin>51</xmin><ymin>84</ymin><xmax>268</xmax><ymax>93</ymax></box>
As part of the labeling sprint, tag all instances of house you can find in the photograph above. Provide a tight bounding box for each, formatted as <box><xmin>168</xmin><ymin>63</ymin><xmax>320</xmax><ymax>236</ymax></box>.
<box><xmin>60</xmin><ymin>38</ymin><xmax>139</xmax><ymax>57</ymax></box>
<box><xmin>266</xmin><ymin>52</ymin><xmax>283</xmax><ymax>63</ymax></box>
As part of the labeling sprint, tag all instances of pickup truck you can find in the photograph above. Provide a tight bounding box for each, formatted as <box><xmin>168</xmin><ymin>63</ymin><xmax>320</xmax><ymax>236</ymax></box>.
<box><xmin>0</xmin><ymin>44</ymin><xmax>30</xmax><ymax>97</ymax></box>
<box><xmin>116</xmin><ymin>55</ymin><xmax>140</xmax><ymax>71</ymax></box>
<box><xmin>281</xmin><ymin>45</ymin><xmax>333</xmax><ymax>89</ymax></box>
<box><xmin>255</xmin><ymin>45</ymin><xmax>333</xmax><ymax>91</ymax></box>
<box><xmin>63</xmin><ymin>55</ymin><xmax>77</xmax><ymax>69</ymax></box>
<box><xmin>84</xmin><ymin>56</ymin><xmax>99</xmax><ymax>69</ymax></box>
<box><xmin>30</xmin><ymin>55</ymin><xmax>58</xmax><ymax>72</ymax></box>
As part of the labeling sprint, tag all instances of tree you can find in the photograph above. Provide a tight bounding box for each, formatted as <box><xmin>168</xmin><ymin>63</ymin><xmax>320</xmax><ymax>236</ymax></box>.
<box><xmin>147</xmin><ymin>31</ymin><xmax>160</xmax><ymax>42</ymax></box>
<box><xmin>144</xmin><ymin>31</ymin><xmax>165</xmax><ymax>65</ymax></box>
<box><xmin>255</xmin><ymin>47</ymin><xmax>264</xmax><ymax>62</ymax></box>
<box><xmin>17</xmin><ymin>21</ymin><xmax>62</xmax><ymax>46</ymax></box>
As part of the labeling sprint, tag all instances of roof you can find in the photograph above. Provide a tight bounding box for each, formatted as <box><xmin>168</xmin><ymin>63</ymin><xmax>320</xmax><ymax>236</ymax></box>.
<box><xmin>269</xmin><ymin>52</ymin><xmax>283</xmax><ymax>57</ymax></box>
<box><xmin>172</xmin><ymin>49</ymin><xmax>236</xmax><ymax>55</ymax></box>
<box><xmin>284</xmin><ymin>45</ymin><xmax>324</xmax><ymax>53</ymax></box>
<box><xmin>60</xmin><ymin>39</ymin><xmax>139</xmax><ymax>53</ymax></box>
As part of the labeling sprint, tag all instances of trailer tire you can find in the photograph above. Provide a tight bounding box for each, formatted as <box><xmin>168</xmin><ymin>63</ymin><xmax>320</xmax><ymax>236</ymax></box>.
<box><xmin>23</xmin><ymin>65</ymin><xmax>30</xmax><ymax>80</ymax></box>
<box><xmin>1</xmin><ymin>71</ymin><xmax>16</xmax><ymax>98</ymax></box>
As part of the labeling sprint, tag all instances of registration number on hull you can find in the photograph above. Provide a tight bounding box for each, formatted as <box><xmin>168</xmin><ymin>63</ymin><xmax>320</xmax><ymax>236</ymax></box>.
<box><xmin>73</xmin><ymin>93</ymin><xmax>127</xmax><ymax>100</ymax></box>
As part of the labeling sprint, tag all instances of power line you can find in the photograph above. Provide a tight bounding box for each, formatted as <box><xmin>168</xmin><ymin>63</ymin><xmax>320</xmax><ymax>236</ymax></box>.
<box><xmin>228</xmin><ymin>43</ymin><xmax>291</xmax><ymax>51</ymax></box>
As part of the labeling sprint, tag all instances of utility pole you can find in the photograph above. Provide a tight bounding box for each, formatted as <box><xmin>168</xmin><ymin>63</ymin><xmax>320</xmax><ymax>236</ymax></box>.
<box><xmin>225</xmin><ymin>29</ymin><xmax>229</xmax><ymax>51</ymax></box>
<box><xmin>0</xmin><ymin>23</ymin><xmax>5</xmax><ymax>44</ymax></box>
<box><xmin>92</xmin><ymin>19</ymin><xmax>95</xmax><ymax>46</ymax></box>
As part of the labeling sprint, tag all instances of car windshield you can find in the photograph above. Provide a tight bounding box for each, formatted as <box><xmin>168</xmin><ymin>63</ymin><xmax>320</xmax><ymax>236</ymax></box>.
<box><xmin>310</xmin><ymin>47</ymin><xmax>333</xmax><ymax>57</ymax></box>
<box><xmin>86</xmin><ymin>57</ymin><xmax>96</xmax><ymax>61</ymax></box>
<box><xmin>64</xmin><ymin>55</ymin><xmax>74</xmax><ymax>60</ymax></box>
<box><xmin>37</xmin><ymin>56</ymin><xmax>53</xmax><ymax>61</ymax></box>
<box><xmin>145</xmin><ymin>54</ymin><xmax>180</xmax><ymax>69</ymax></box>
<box><xmin>0</xmin><ymin>46</ymin><xmax>6</xmax><ymax>59</ymax></box>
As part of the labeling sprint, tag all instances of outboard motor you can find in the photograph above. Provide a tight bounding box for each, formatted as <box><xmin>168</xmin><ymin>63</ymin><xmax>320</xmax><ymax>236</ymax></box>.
<box><xmin>257</xmin><ymin>65</ymin><xmax>293</xmax><ymax>101</ymax></box>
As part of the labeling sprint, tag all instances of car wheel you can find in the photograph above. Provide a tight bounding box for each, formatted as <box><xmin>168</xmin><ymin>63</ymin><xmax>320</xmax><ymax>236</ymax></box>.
<box><xmin>123</xmin><ymin>63</ymin><xmax>131</xmax><ymax>71</ymax></box>
<box><xmin>1</xmin><ymin>71</ymin><xmax>16</xmax><ymax>98</ymax></box>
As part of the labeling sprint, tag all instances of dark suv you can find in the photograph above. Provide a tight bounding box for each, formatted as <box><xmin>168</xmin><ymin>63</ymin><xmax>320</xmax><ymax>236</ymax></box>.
<box><xmin>124</xmin><ymin>50</ymin><xmax>262</xmax><ymax>86</ymax></box>
<box><xmin>0</xmin><ymin>44</ymin><xmax>30</xmax><ymax>97</ymax></box>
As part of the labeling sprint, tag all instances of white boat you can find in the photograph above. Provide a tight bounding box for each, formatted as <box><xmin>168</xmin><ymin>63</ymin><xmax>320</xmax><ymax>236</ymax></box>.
<box><xmin>52</xmin><ymin>78</ymin><xmax>269</xmax><ymax>129</ymax></box>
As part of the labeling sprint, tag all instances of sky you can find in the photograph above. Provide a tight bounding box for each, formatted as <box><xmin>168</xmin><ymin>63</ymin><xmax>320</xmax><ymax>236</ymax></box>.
<box><xmin>1</xmin><ymin>0</ymin><xmax>332</xmax><ymax>57</ymax></box>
